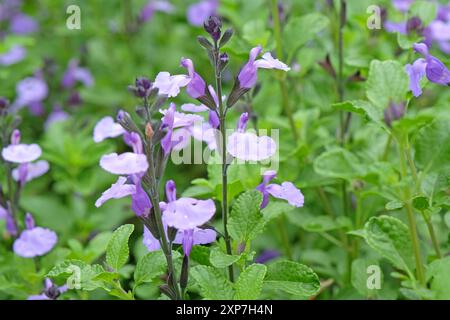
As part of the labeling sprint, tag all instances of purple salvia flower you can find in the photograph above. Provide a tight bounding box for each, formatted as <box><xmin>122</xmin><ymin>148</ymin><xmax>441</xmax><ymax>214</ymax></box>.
<box><xmin>237</xmin><ymin>112</ymin><xmax>249</xmax><ymax>132</ymax></box>
<box><xmin>123</xmin><ymin>132</ymin><xmax>144</xmax><ymax>154</ymax></box>
<box><xmin>131</xmin><ymin>176</ymin><xmax>152</xmax><ymax>217</ymax></box>
<box><xmin>384</xmin><ymin>21</ymin><xmax>407</xmax><ymax>34</ymax></box>
<box><xmin>61</xmin><ymin>59</ymin><xmax>94</xmax><ymax>89</ymax></box>
<box><xmin>164</xmin><ymin>197</ymin><xmax>216</xmax><ymax>230</ymax></box>
<box><xmin>2</xmin><ymin>143</ymin><xmax>42</xmax><ymax>164</ymax></box>
<box><xmin>256</xmin><ymin>170</ymin><xmax>304</xmax><ymax>209</ymax></box>
<box><xmin>254</xmin><ymin>52</ymin><xmax>291</xmax><ymax>71</ymax></box>
<box><xmin>384</xmin><ymin>102</ymin><xmax>406</xmax><ymax>127</ymax></box>
<box><xmin>255</xmin><ymin>249</ymin><xmax>281</xmax><ymax>264</ymax></box>
<box><xmin>13</xmin><ymin>214</ymin><xmax>57</xmax><ymax>258</ymax></box>
<box><xmin>238</xmin><ymin>46</ymin><xmax>263</xmax><ymax>89</ymax></box>
<box><xmin>11</xmin><ymin>76</ymin><xmax>48</xmax><ymax>112</ymax></box>
<box><xmin>0</xmin><ymin>45</ymin><xmax>26</xmax><ymax>66</ymax></box>
<box><xmin>6</xmin><ymin>213</ymin><xmax>18</xmax><ymax>237</ymax></box>
<box><xmin>139</xmin><ymin>0</ymin><xmax>175</xmax><ymax>23</ymax></box>
<box><xmin>405</xmin><ymin>58</ymin><xmax>427</xmax><ymax>97</ymax></box>
<box><xmin>165</xmin><ymin>179</ymin><xmax>177</xmax><ymax>202</ymax></box>
<box><xmin>181</xmin><ymin>103</ymin><xmax>209</xmax><ymax>113</ymax></box>
<box><xmin>25</xmin><ymin>212</ymin><xmax>35</xmax><ymax>229</ymax></box>
<box><xmin>12</xmin><ymin>160</ymin><xmax>49</xmax><ymax>183</ymax></box>
<box><xmin>406</xmin><ymin>43</ymin><xmax>450</xmax><ymax>96</ymax></box>
<box><xmin>93</xmin><ymin>116</ymin><xmax>126</xmax><ymax>143</ymax></box>
<box><xmin>392</xmin><ymin>0</ymin><xmax>414</xmax><ymax>13</ymax></box>
<box><xmin>153</xmin><ymin>72</ymin><xmax>190</xmax><ymax>97</ymax></box>
<box><xmin>208</xmin><ymin>110</ymin><xmax>220</xmax><ymax>129</ymax></box>
<box><xmin>161</xmin><ymin>103</ymin><xmax>176</xmax><ymax>156</ymax></box>
<box><xmin>95</xmin><ymin>176</ymin><xmax>136</xmax><ymax>207</ymax></box>
<box><xmin>237</xmin><ymin>46</ymin><xmax>290</xmax><ymax>91</ymax></box>
<box><xmin>11</xmin><ymin>129</ymin><xmax>20</xmax><ymax>145</ymax></box>
<box><xmin>99</xmin><ymin>152</ymin><xmax>149</xmax><ymax>175</ymax></box>
<box><xmin>28</xmin><ymin>278</ymin><xmax>68</xmax><ymax>300</ymax></box>
<box><xmin>227</xmin><ymin>113</ymin><xmax>276</xmax><ymax>161</ymax></box>
<box><xmin>187</xmin><ymin>0</ymin><xmax>218</xmax><ymax>27</ymax></box>
<box><xmin>181</xmin><ymin>58</ymin><xmax>207</xmax><ymax>99</ymax></box>
<box><xmin>44</xmin><ymin>106</ymin><xmax>69</xmax><ymax>129</ymax></box>
<box><xmin>9</xmin><ymin>13</ymin><xmax>39</xmax><ymax>34</ymax></box>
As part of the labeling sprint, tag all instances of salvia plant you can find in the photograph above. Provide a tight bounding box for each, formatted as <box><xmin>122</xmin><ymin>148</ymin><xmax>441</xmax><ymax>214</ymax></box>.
<box><xmin>0</xmin><ymin>0</ymin><xmax>449</xmax><ymax>301</ymax></box>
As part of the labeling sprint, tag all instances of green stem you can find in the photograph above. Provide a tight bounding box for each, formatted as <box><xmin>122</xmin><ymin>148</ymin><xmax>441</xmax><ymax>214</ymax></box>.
<box><xmin>145</xmin><ymin>141</ymin><xmax>181</xmax><ymax>299</ymax></box>
<box><xmin>398</xmin><ymin>140</ymin><xmax>425</xmax><ymax>285</ymax></box>
<box><xmin>404</xmin><ymin>136</ymin><xmax>441</xmax><ymax>259</ymax></box>
<box><xmin>424</xmin><ymin>217</ymin><xmax>442</xmax><ymax>259</ymax></box>
<box><xmin>271</xmin><ymin>0</ymin><xmax>299</xmax><ymax>142</ymax></box>
<box><xmin>381</xmin><ymin>135</ymin><xmax>392</xmax><ymax>161</ymax></box>
<box><xmin>277</xmin><ymin>215</ymin><xmax>293</xmax><ymax>260</ymax></box>
<box><xmin>214</xmin><ymin>43</ymin><xmax>235</xmax><ymax>282</ymax></box>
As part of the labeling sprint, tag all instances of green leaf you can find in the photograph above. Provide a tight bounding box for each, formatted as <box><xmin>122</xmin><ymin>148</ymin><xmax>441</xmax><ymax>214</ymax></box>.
<box><xmin>283</xmin><ymin>14</ymin><xmax>329</xmax><ymax>60</ymax></box>
<box><xmin>287</xmin><ymin>210</ymin><xmax>351</xmax><ymax>232</ymax></box>
<box><xmin>242</xmin><ymin>20</ymin><xmax>271</xmax><ymax>47</ymax></box>
<box><xmin>412</xmin><ymin>196</ymin><xmax>429</xmax><ymax>211</ymax></box>
<box><xmin>366</xmin><ymin>60</ymin><xmax>409</xmax><ymax>110</ymax></box>
<box><xmin>134</xmin><ymin>250</ymin><xmax>181</xmax><ymax>287</ymax></box>
<box><xmin>106</xmin><ymin>224</ymin><xmax>134</xmax><ymax>271</ymax></box>
<box><xmin>363</xmin><ymin>216</ymin><xmax>414</xmax><ymax>275</ymax></box>
<box><xmin>414</xmin><ymin>120</ymin><xmax>450</xmax><ymax>172</ymax></box>
<box><xmin>333</xmin><ymin>100</ymin><xmax>384</xmax><ymax>124</ymax></box>
<box><xmin>385</xmin><ymin>200</ymin><xmax>404</xmax><ymax>211</ymax></box>
<box><xmin>228</xmin><ymin>190</ymin><xmax>263</xmax><ymax>242</ymax></box>
<box><xmin>410</xmin><ymin>1</ymin><xmax>437</xmax><ymax>24</ymax></box>
<box><xmin>314</xmin><ymin>148</ymin><xmax>365</xmax><ymax>181</ymax></box>
<box><xmin>47</xmin><ymin>260</ymin><xmax>105</xmax><ymax>291</ymax></box>
<box><xmin>190</xmin><ymin>265</ymin><xmax>234</xmax><ymax>300</ymax></box>
<box><xmin>427</xmin><ymin>257</ymin><xmax>450</xmax><ymax>299</ymax></box>
<box><xmin>264</xmin><ymin>261</ymin><xmax>320</xmax><ymax>297</ymax></box>
<box><xmin>234</xmin><ymin>264</ymin><xmax>267</xmax><ymax>300</ymax></box>
<box><xmin>210</xmin><ymin>247</ymin><xmax>241</xmax><ymax>268</ymax></box>
<box><xmin>351</xmin><ymin>258</ymin><xmax>381</xmax><ymax>298</ymax></box>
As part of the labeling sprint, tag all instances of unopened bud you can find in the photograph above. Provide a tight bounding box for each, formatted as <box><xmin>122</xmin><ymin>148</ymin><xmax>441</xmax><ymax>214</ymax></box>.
<box><xmin>204</xmin><ymin>16</ymin><xmax>222</xmax><ymax>42</ymax></box>
<box><xmin>145</xmin><ymin>122</ymin><xmax>154</xmax><ymax>140</ymax></box>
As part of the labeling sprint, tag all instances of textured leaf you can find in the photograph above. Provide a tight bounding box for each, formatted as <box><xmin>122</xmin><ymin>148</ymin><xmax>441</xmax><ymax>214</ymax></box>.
<box><xmin>283</xmin><ymin>14</ymin><xmax>329</xmax><ymax>59</ymax></box>
<box><xmin>427</xmin><ymin>257</ymin><xmax>450</xmax><ymax>299</ymax></box>
<box><xmin>228</xmin><ymin>190</ymin><xmax>263</xmax><ymax>242</ymax></box>
<box><xmin>363</xmin><ymin>216</ymin><xmax>414</xmax><ymax>274</ymax></box>
<box><xmin>190</xmin><ymin>265</ymin><xmax>234</xmax><ymax>300</ymax></box>
<box><xmin>234</xmin><ymin>264</ymin><xmax>267</xmax><ymax>300</ymax></box>
<box><xmin>106</xmin><ymin>224</ymin><xmax>134</xmax><ymax>271</ymax></box>
<box><xmin>210</xmin><ymin>247</ymin><xmax>241</xmax><ymax>268</ymax></box>
<box><xmin>134</xmin><ymin>250</ymin><xmax>180</xmax><ymax>287</ymax></box>
<box><xmin>314</xmin><ymin>148</ymin><xmax>365</xmax><ymax>180</ymax></box>
<box><xmin>414</xmin><ymin>120</ymin><xmax>450</xmax><ymax>172</ymax></box>
<box><xmin>366</xmin><ymin>60</ymin><xmax>409</xmax><ymax>110</ymax></box>
<box><xmin>47</xmin><ymin>260</ymin><xmax>105</xmax><ymax>291</ymax></box>
<box><xmin>264</xmin><ymin>261</ymin><xmax>320</xmax><ymax>297</ymax></box>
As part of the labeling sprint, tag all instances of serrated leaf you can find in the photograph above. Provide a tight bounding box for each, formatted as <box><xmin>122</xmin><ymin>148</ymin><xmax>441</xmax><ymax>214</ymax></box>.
<box><xmin>414</xmin><ymin>120</ymin><xmax>450</xmax><ymax>172</ymax></box>
<box><xmin>228</xmin><ymin>190</ymin><xmax>263</xmax><ymax>242</ymax></box>
<box><xmin>134</xmin><ymin>250</ymin><xmax>181</xmax><ymax>287</ymax></box>
<box><xmin>47</xmin><ymin>260</ymin><xmax>105</xmax><ymax>291</ymax></box>
<box><xmin>210</xmin><ymin>247</ymin><xmax>241</xmax><ymax>268</ymax></box>
<box><xmin>283</xmin><ymin>13</ymin><xmax>329</xmax><ymax>60</ymax></box>
<box><xmin>190</xmin><ymin>265</ymin><xmax>234</xmax><ymax>300</ymax></box>
<box><xmin>234</xmin><ymin>264</ymin><xmax>267</xmax><ymax>300</ymax></box>
<box><xmin>351</xmin><ymin>258</ymin><xmax>381</xmax><ymax>298</ymax></box>
<box><xmin>385</xmin><ymin>200</ymin><xmax>404</xmax><ymax>211</ymax></box>
<box><xmin>427</xmin><ymin>257</ymin><xmax>450</xmax><ymax>299</ymax></box>
<box><xmin>264</xmin><ymin>261</ymin><xmax>320</xmax><ymax>297</ymax></box>
<box><xmin>106</xmin><ymin>224</ymin><xmax>134</xmax><ymax>271</ymax></box>
<box><xmin>314</xmin><ymin>148</ymin><xmax>366</xmax><ymax>181</ymax></box>
<box><xmin>366</xmin><ymin>60</ymin><xmax>409</xmax><ymax>110</ymax></box>
<box><xmin>363</xmin><ymin>216</ymin><xmax>414</xmax><ymax>274</ymax></box>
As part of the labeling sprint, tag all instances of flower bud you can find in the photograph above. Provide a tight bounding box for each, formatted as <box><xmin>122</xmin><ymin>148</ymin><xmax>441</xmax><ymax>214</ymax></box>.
<box><xmin>11</xmin><ymin>129</ymin><xmax>21</xmax><ymax>145</ymax></box>
<box><xmin>219</xmin><ymin>53</ymin><xmax>229</xmax><ymax>72</ymax></box>
<box><xmin>406</xmin><ymin>16</ymin><xmax>423</xmax><ymax>35</ymax></box>
<box><xmin>145</xmin><ymin>122</ymin><xmax>154</xmax><ymax>140</ymax></box>
<box><xmin>384</xmin><ymin>102</ymin><xmax>405</xmax><ymax>127</ymax></box>
<box><xmin>25</xmin><ymin>213</ymin><xmax>35</xmax><ymax>230</ymax></box>
<box><xmin>203</xmin><ymin>15</ymin><xmax>222</xmax><ymax>42</ymax></box>
<box><xmin>0</xmin><ymin>97</ymin><xmax>9</xmax><ymax>111</ymax></box>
